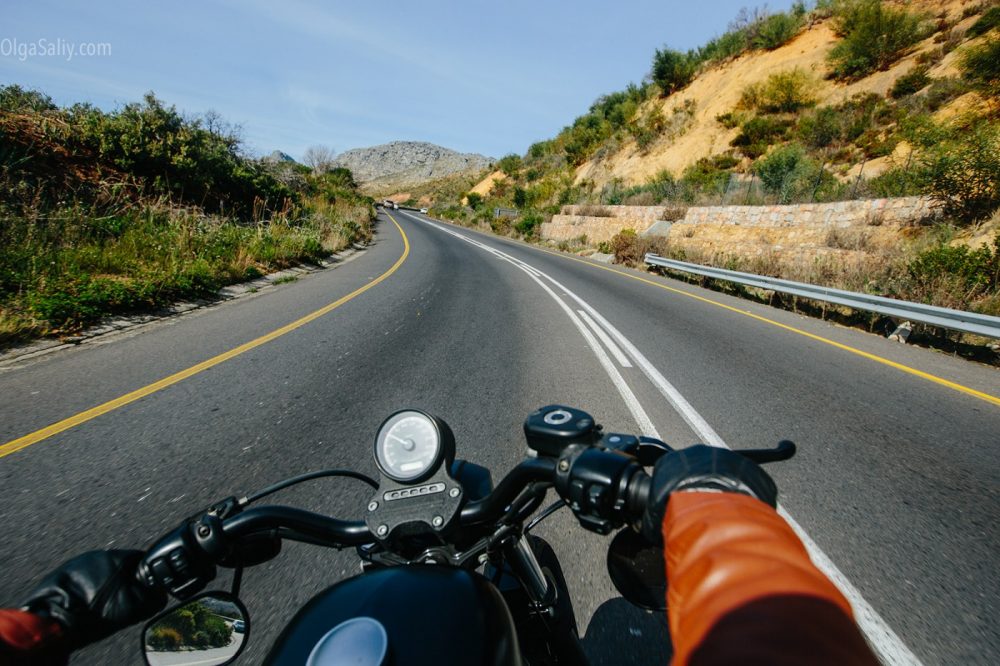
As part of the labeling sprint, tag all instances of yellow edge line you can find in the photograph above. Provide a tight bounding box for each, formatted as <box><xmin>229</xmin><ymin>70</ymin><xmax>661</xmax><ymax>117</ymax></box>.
<box><xmin>0</xmin><ymin>213</ymin><xmax>411</xmax><ymax>460</ymax></box>
<box><xmin>495</xmin><ymin>230</ymin><xmax>1000</xmax><ymax>409</ymax></box>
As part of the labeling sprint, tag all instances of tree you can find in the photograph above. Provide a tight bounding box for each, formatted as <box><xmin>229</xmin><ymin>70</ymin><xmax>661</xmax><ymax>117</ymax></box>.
<box><xmin>303</xmin><ymin>145</ymin><xmax>336</xmax><ymax>173</ymax></box>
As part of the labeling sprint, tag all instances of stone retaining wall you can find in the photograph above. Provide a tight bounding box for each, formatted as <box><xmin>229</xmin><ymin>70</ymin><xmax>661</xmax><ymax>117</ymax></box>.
<box><xmin>540</xmin><ymin>197</ymin><xmax>938</xmax><ymax>247</ymax></box>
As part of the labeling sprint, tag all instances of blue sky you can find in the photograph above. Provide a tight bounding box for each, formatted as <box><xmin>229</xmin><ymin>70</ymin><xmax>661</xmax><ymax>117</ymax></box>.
<box><xmin>2</xmin><ymin>0</ymin><xmax>799</xmax><ymax>161</ymax></box>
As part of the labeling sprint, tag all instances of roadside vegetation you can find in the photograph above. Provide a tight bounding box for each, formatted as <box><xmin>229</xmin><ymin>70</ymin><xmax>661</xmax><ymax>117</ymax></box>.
<box><xmin>419</xmin><ymin>0</ymin><xmax>999</xmax><ymax>346</ymax></box>
<box><xmin>0</xmin><ymin>85</ymin><xmax>374</xmax><ymax>345</ymax></box>
<box><xmin>146</xmin><ymin>600</ymin><xmax>232</xmax><ymax>651</ymax></box>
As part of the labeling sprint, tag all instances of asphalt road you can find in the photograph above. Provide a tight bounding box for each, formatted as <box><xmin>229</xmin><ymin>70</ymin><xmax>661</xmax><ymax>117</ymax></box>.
<box><xmin>1</xmin><ymin>210</ymin><xmax>997</xmax><ymax>665</ymax></box>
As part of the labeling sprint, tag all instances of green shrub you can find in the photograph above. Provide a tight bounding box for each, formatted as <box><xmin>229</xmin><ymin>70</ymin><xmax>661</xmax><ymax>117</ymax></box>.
<box><xmin>697</xmin><ymin>28</ymin><xmax>753</xmax><ymax>63</ymax></box>
<box><xmin>919</xmin><ymin>77</ymin><xmax>970</xmax><ymax>112</ymax></box>
<box><xmin>651</xmin><ymin>48</ymin><xmax>697</xmax><ymax>95</ymax></box>
<box><xmin>753</xmin><ymin>143</ymin><xmax>829</xmax><ymax>203</ymax></box>
<box><xmin>497</xmin><ymin>154</ymin><xmax>523</xmax><ymax>177</ymax></box>
<box><xmin>917</xmin><ymin>121</ymin><xmax>1000</xmax><ymax>223</ymax></box>
<box><xmin>609</xmin><ymin>228</ymin><xmax>669</xmax><ymax>266</ymax></box>
<box><xmin>967</xmin><ymin>6</ymin><xmax>1000</xmax><ymax>38</ymax></box>
<box><xmin>739</xmin><ymin>69</ymin><xmax>816</xmax><ymax>113</ymax></box>
<box><xmin>959</xmin><ymin>34</ymin><xmax>1000</xmax><ymax>99</ymax></box>
<box><xmin>865</xmin><ymin>166</ymin><xmax>923</xmax><ymax>198</ymax></box>
<box><xmin>694</xmin><ymin>4</ymin><xmax>806</xmax><ymax>63</ymax></box>
<box><xmin>681</xmin><ymin>157</ymin><xmax>732</xmax><ymax>194</ymax></box>
<box><xmin>490</xmin><ymin>215</ymin><xmax>512</xmax><ymax>235</ymax></box>
<box><xmin>64</xmin><ymin>93</ymin><xmax>294</xmax><ymax>217</ymax></box>
<box><xmin>907</xmin><ymin>240</ymin><xmax>998</xmax><ymax>297</ymax></box>
<box><xmin>796</xmin><ymin>106</ymin><xmax>843</xmax><ymax>147</ymax></box>
<box><xmin>716</xmin><ymin>111</ymin><xmax>745</xmax><ymax>129</ymax></box>
<box><xmin>0</xmin><ymin>85</ymin><xmax>57</xmax><ymax>112</ymax></box>
<box><xmin>828</xmin><ymin>0</ymin><xmax>931</xmax><ymax>80</ymax></box>
<box><xmin>753</xmin><ymin>11</ymin><xmax>807</xmax><ymax>50</ymax></box>
<box><xmin>515</xmin><ymin>213</ymin><xmax>543</xmax><ymax>238</ymax></box>
<box><xmin>732</xmin><ymin>116</ymin><xmax>792</xmax><ymax>157</ymax></box>
<box><xmin>890</xmin><ymin>66</ymin><xmax>931</xmax><ymax>98</ymax></box>
<box><xmin>465</xmin><ymin>192</ymin><xmax>484</xmax><ymax>210</ymax></box>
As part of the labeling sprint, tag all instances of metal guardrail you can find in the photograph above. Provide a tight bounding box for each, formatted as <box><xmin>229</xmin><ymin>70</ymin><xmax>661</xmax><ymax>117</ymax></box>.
<box><xmin>644</xmin><ymin>253</ymin><xmax>1000</xmax><ymax>339</ymax></box>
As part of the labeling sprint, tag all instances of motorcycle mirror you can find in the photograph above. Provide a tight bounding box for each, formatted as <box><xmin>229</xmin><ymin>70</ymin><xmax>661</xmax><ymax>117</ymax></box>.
<box><xmin>606</xmin><ymin>528</ymin><xmax>667</xmax><ymax>612</ymax></box>
<box><xmin>142</xmin><ymin>591</ymin><xmax>250</xmax><ymax>666</ymax></box>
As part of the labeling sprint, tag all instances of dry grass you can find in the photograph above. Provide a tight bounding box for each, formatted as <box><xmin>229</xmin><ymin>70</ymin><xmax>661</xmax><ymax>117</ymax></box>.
<box><xmin>574</xmin><ymin>205</ymin><xmax>616</xmax><ymax>217</ymax></box>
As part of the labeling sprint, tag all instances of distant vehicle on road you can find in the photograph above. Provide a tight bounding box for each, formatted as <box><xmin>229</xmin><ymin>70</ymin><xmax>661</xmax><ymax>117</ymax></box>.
<box><xmin>393</xmin><ymin>203</ymin><xmax>399</xmax><ymax>210</ymax></box>
<box><xmin>233</xmin><ymin>619</ymin><xmax>245</xmax><ymax>633</ymax></box>
<box><xmin>420</xmin><ymin>208</ymin><xmax>428</xmax><ymax>214</ymax></box>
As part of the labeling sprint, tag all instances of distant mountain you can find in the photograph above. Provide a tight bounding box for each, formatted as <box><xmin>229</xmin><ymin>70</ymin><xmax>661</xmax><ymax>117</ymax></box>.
<box><xmin>332</xmin><ymin>141</ymin><xmax>493</xmax><ymax>193</ymax></box>
<box><xmin>264</xmin><ymin>150</ymin><xmax>297</xmax><ymax>163</ymax></box>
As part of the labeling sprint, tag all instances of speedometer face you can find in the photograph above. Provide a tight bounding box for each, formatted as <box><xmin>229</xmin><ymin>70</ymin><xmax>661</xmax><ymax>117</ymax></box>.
<box><xmin>374</xmin><ymin>411</ymin><xmax>442</xmax><ymax>482</ymax></box>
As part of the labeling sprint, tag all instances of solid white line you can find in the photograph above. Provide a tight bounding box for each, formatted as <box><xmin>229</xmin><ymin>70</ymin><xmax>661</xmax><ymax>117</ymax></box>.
<box><xmin>507</xmin><ymin>264</ymin><xmax>659</xmax><ymax>438</ymax></box>
<box><xmin>779</xmin><ymin>507</ymin><xmax>922</xmax><ymax>666</ymax></box>
<box><xmin>415</xmin><ymin>217</ymin><xmax>922</xmax><ymax>666</ymax></box>
<box><xmin>577</xmin><ymin>310</ymin><xmax>632</xmax><ymax>368</ymax></box>
<box><xmin>557</xmin><ymin>285</ymin><xmax>728</xmax><ymax>448</ymax></box>
<box><xmin>535</xmin><ymin>265</ymin><xmax>922</xmax><ymax>665</ymax></box>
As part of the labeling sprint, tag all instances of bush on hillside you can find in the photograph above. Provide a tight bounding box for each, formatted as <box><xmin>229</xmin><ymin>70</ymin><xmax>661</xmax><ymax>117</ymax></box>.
<box><xmin>651</xmin><ymin>48</ymin><xmax>697</xmax><ymax>95</ymax></box>
<box><xmin>0</xmin><ymin>85</ymin><xmax>57</xmax><ymax>113</ymax></box>
<box><xmin>794</xmin><ymin>93</ymin><xmax>894</xmax><ymax>153</ymax></box>
<box><xmin>907</xmin><ymin>237</ymin><xmax>999</xmax><ymax>303</ymax></box>
<box><xmin>959</xmin><ymin>34</ymin><xmax>1000</xmax><ymax>100</ymax></box>
<box><xmin>890</xmin><ymin>66</ymin><xmax>931</xmax><ymax>98</ymax></box>
<box><xmin>731</xmin><ymin>116</ymin><xmax>792</xmax><ymax>157</ymax></box>
<box><xmin>609</xmin><ymin>228</ymin><xmax>669</xmax><ymax>266</ymax></box>
<box><xmin>739</xmin><ymin>69</ymin><xmax>816</xmax><ymax>113</ymax></box>
<box><xmin>752</xmin><ymin>9</ymin><xmax>807</xmax><ymax>50</ymax></box>
<box><xmin>827</xmin><ymin>0</ymin><xmax>931</xmax><ymax>80</ymax></box>
<box><xmin>966</xmin><ymin>6</ymin><xmax>1000</xmax><ymax>38</ymax></box>
<box><xmin>497</xmin><ymin>154</ymin><xmax>523</xmax><ymax>177</ymax></box>
<box><xmin>465</xmin><ymin>192</ymin><xmax>484</xmax><ymax>210</ymax></box>
<box><xmin>62</xmin><ymin>93</ymin><xmax>293</xmax><ymax>217</ymax></box>
<box><xmin>680</xmin><ymin>157</ymin><xmax>734</xmax><ymax>195</ymax></box>
<box><xmin>917</xmin><ymin>121</ymin><xmax>1000</xmax><ymax>223</ymax></box>
<box><xmin>753</xmin><ymin>143</ymin><xmax>832</xmax><ymax>203</ymax></box>
<box><xmin>695</xmin><ymin>3</ymin><xmax>807</xmax><ymax>62</ymax></box>
<box><xmin>515</xmin><ymin>212</ymin><xmax>543</xmax><ymax>238</ymax></box>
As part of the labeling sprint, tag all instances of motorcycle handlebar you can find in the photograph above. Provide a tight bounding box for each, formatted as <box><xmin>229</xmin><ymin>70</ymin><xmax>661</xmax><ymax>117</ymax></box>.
<box><xmin>459</xmin><ymin>457</ymin><xmax>557</xmax><ymax>525</ymax></box>
<box><xmin>223</xmin><ymin>505</ymin><xmax>372</xmax><ymax>545</ymax></box>
<box><xmin>141</xmin><ymin>439</ymin><xmax>791</xmax><ymax>595</ymax></box>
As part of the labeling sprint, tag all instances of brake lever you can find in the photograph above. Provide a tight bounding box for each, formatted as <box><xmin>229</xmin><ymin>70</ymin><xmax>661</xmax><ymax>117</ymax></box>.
<box><xmin>735</xmin><ymin>440</ymin><xmax>796</xmax><ymax>464</ymax></box>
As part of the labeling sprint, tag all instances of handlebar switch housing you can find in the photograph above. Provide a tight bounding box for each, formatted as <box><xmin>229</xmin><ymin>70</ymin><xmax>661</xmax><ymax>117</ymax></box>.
<box><xmin>524</xmin><ymin>405</ymin><xmax>602</xmax><ymax>457</ymax></box>
<box><xmin>139</xmin><ymin>504</ymin><xmax>237</xmax><ymax>599</ymax></box>
<box><xmin>555</xmin><ymin>445</ymin><xmax>643</xmax><ymax>535</ymax></box>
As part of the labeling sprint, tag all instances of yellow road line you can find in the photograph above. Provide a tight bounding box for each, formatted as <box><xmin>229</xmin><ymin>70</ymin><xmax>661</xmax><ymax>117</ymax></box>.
<box><xmin>0</xmin><ymin>213</ymin><xmax>411</xmax><ymax>460</ymax></box>
<box><xmin>502</xmin><ymin>231</ymin><xmax>1000</xmax><ymax>408</ymax></box>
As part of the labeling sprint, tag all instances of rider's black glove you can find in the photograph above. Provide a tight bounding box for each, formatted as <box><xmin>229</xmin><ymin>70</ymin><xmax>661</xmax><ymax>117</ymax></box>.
<box><xmin>21</xmin><ymin>550</ymin><xmax>167</xmax><ymax>650</ymax></box>
<box><xmin>641</xmin><ymin>444</ymin><xmax>777</xmax><ymax>545</ymax></box>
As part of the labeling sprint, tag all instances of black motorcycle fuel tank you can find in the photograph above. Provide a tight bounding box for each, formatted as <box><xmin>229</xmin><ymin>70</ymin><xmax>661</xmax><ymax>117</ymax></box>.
<box><xmin>263</xmin><ymin>565</ymin><xmax>523</xmax><ymax>665</ymax></box>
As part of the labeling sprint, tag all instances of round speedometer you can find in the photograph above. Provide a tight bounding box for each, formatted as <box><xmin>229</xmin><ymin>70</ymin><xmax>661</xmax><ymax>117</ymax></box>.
<box><xmin>374</xmin><ymin>410</ymin><xmax>448</xmax><ymax>483</ymax></box>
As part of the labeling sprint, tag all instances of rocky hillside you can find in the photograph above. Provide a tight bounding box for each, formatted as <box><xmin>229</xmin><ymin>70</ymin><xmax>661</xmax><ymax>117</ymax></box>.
<box><xmin>332</xmin><ymin>141</ymin><xmax>493</xmax><ymax>194</ymax></box>
<box><xmin>464</xmin><ymin>0</ymin><xmax>996</xmax><ymax>207</ymax></box>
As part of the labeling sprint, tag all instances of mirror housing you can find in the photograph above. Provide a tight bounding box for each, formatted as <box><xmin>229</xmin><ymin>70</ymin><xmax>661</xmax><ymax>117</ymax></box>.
<box><xmin>142</xmin><ymin>591</ymin><xmax>249</xmax><ymax>666</ymax></box>
<box><xmin>607</xmin><ymin>528</ymin><xmax>667</xmax><ymax>612</ymax></box>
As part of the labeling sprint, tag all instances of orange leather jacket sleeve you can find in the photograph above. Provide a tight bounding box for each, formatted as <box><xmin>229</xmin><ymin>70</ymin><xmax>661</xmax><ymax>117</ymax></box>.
<box><xmin>0</xmin><ymin>609</ymin><xmax>67</xmax><ymax>666</ymax></box>
<box><xmin>663</xmin><ymin>491</ymin><xmax>879</xmax><ymax>665</ymax></box>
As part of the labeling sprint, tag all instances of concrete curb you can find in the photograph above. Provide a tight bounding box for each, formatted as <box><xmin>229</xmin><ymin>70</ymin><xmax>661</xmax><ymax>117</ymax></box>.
<box><xmin>0</xmin><ymin>244</ymin><xmax>368</xmax><ymax>368</ymax></box>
